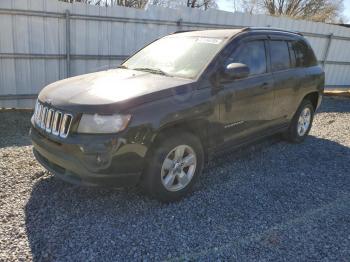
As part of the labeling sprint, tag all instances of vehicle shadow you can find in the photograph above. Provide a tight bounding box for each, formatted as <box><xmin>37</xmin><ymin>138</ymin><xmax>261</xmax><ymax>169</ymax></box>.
<box><xmin>24</xmin><ymin>135</ymin><xmax>350</xmax><ymax>261</ymax></box>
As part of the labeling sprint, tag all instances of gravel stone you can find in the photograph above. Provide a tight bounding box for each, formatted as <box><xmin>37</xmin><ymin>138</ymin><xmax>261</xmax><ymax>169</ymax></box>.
<box><xmin>0</xmin><ymin>97</ymin><xmax>349</xmax><ymax>261</ymax></box>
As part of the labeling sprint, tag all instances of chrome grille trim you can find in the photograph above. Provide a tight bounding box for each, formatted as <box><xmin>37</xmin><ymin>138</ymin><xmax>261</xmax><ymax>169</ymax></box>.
<box><xmin>33</xmin><ymin>101</ymin><xmax>73</xmax><ymax>138</ymax></box>
<box><xmin>59</xmin><ymin>114</ymin><xmax>73</xmax><ymax>138</ymax></box>
<box><xmin>52</xmin><ymin>111</ymin><xmax>62</xmax><ymax>136</ymax></box>
<box><xmin>40</xmin><ymin>107</ymin><xmax>48</xmax><ymax>129</ymax></box>
<box><xmin>34</xmin><ymin>101</ymin><xmax>39</xmax><ymax>121</ymax></box>
<box><xmin>35</xmin><ymin>103</ymin><xmax>42</xmax><ymax>125</ymax></box>
<box><xmin>45</xmin><ymin>109</ymin><xmax>54</xmax><ymax>133</ymax></box>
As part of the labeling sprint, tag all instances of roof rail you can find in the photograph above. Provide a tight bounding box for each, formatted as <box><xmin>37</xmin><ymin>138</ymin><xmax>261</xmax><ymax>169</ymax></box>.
<box><xmin>245</xmin><ymin>27</ymin><xmax>303</xmax><ymax>36</ymax></box>
<box><xmin>172</xmin><ymin>30</ymin><xmax>197</xmax><ymax>34</ymax></box>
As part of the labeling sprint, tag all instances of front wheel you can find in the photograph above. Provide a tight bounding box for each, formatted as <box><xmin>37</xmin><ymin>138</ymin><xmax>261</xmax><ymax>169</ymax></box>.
<box><xmin>284</xmin><ymin>99</ymin><xmax>314</xmax><ymax>143</ymax></box>
<box><xmin>141</xmin><ymin>132</ymin><xmax>204</xmax><ymax>202</ymax></box>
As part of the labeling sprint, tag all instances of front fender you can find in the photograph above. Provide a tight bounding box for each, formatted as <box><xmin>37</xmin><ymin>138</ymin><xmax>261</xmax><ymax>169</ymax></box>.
<box><xmin>124</xmin><ymin>87</ymin><xmax>219</xmax><ymax>156</ymax></box>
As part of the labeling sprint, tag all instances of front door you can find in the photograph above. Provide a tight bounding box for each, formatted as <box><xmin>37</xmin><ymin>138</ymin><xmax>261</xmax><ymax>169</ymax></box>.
<box><xmin>218</xmin><ymin>39</ymin><xmax>275</xmax><ymax>144</ymax></box>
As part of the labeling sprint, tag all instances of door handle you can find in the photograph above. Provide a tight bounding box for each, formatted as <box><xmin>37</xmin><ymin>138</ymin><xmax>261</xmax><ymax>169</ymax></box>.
<box><xmin>261</xmin><ymin>82</ymin><xmax>269</xmax><ymax>89</ymax></box>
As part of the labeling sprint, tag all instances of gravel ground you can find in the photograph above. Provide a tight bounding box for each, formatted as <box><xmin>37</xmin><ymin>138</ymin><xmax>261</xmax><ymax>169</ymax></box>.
<box><xmin>0</xmin><ymin>97</ymin><xmax>350</xmax><ymax>261</ymax></box>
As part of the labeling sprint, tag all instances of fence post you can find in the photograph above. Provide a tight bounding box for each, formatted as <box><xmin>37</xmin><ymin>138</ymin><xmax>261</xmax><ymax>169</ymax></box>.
<box><xmin>322</xmin><ymin>33</ymin><xmax>333</xmax><ymax>68</ymax></box>
<box><xmin>65</xmin><ymin>10</ymin><xmax>71</xmax><ymax>78</ymax></box>
<box><xmin>177</xmin><ymin>18</ymin><xmax>183</xmax><ymax>31</ymax></box>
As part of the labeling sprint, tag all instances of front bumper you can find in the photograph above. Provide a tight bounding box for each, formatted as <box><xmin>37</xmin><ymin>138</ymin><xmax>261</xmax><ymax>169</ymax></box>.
<box><xmin>30</xmin><ymin>125</ymin><xmax>146</xmax><ymax>187</ymax></box>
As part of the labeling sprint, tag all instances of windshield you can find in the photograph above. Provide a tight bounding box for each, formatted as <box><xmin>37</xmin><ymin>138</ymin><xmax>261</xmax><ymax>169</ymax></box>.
<box><xmin>122</xmin><ymin>35</ymin><xmax>226</xmax><ymax>79</ymax></box>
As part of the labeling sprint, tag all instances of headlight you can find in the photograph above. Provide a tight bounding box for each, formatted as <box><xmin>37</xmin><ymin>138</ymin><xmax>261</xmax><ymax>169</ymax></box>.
<box><xmin>77</xmin><ymin>114</ymin><xmax>131</xmax><ymax>134</ymax></box>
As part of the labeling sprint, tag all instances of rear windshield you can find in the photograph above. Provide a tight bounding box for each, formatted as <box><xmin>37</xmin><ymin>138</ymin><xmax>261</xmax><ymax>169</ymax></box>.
<box><xmin>123</xmin><ymin>35</ymin><xmax>226</xmax><ymax>79</ymax></box>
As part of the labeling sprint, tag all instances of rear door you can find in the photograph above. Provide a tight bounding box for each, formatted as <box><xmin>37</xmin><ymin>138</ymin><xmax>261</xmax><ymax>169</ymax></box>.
<box><xmin>268</xmin><ymin>36</ymin><xmax>304</xmax><ymax>124</ymax></box>
<box><xmin>288</xmin><ymin>39</ymin><xmax>321</xmax><ymax>112</ymax></box>
<box><xmin>218</xmin><ymin>37</ymin><xmax>275</xmax><ymax>144</ymax></box>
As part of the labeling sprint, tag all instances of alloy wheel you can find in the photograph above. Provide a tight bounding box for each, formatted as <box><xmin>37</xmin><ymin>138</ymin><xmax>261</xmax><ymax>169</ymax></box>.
<box><xmin>160</xmin><ymin>145</ymin><xmax>197</xmax><ymax>192</ymax></box>
<box><xmin>297</xmin><ymin>107</ymin><xmax>311</xmax><ymax>136</ymax></box>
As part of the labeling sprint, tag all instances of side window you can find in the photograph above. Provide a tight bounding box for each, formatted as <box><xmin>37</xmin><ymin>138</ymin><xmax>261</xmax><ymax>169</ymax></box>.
<box><xmin>290</xmin><ymin>40</ymin><xmax>317</xmax><ymax>67</ymax></box>
<box><xmin>270</xmin><ymin>40</ymin><xmax>291</xmax><ymax>71</ymax></box>
<box><xmin>227</xmin><ymin>40</ymin><xmax>267</xmax><ymax>76</ymax></box>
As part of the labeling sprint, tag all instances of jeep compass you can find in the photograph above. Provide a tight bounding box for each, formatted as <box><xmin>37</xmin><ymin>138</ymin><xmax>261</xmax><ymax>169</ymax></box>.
<box><xmin>30</xmin><ymin>28</ymin><xmax>324</xmax><ymax>202</ymax></box>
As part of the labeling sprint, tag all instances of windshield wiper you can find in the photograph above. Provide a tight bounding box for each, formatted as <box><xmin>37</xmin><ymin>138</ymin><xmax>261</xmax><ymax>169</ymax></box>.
<box><xmin>117</xmin><ymin>65</ymin><xmax>128</xmax><ymax>69</ymax></box>
<box><xmin>132</xmin><ymin>67</ymin><xmax>172</xmax><ymax>77</ymax></box>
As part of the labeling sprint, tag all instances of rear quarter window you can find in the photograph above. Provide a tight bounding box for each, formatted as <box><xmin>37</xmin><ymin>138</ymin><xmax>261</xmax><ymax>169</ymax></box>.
<box><xmin>289</xmin><ymin>40</ymin><xmax>318</xmax><ymax>67</ymax></box>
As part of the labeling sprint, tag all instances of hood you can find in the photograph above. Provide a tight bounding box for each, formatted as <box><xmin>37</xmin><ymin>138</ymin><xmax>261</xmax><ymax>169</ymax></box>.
<box><xmin>38</xmin><ymin>69</ymin><xmax>194</xmax><ymax>113</ymax></box>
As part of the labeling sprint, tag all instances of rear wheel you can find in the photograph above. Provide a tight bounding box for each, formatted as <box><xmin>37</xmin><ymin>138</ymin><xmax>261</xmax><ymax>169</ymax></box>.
<box><xmin>284</xmin><ymin>99</ymin><xmax>314</xmax><ymax>143</ymax></box>
<box><xmin>141</xmin><ymin>132</ymin><xmax>204</xmax><ymax>202</ymax></box>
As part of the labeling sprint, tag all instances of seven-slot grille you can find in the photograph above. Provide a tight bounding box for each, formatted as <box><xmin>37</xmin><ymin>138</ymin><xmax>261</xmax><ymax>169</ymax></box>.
<box><xmin>33</xmin><ymin>101</ymin><xmax>73</xmax><ymax>138</ymax></box>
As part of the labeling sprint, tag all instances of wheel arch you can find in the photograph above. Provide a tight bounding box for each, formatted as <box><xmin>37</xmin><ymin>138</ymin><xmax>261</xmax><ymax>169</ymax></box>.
<box><xmin>146</xmin><ymin>118</ymin><xmax>209</xmax><ymax>164</ymax></box>
<box><xmin>303</xmin><ymin>91</ymin><xmax>320</xmax><ymax>110</ymax></box>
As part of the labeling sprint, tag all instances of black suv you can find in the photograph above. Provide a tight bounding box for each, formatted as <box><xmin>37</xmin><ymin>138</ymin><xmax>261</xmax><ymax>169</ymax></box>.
<box><xmin>30</xmin><ymin>28</ymin><xmax>324</xmax><ymax>202</ymax></box>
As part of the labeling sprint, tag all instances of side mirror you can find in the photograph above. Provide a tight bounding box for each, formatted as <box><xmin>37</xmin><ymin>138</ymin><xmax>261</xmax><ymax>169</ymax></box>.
<box><xmin>223</xmin><ymin>63</ymin><xmax>250</xmax><ymax>80</ymax></box>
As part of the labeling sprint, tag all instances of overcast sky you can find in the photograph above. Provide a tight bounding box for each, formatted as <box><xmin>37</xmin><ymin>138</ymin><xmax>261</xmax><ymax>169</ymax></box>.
<box><xmin>217</xmin><ymin>0</ymin><xmax>350</xmax><ymax>22</ymax></box>
<box><xmin>344</xmin><ymin>0</ymin><xmax>350</xmax><ymax>21</ymax></box>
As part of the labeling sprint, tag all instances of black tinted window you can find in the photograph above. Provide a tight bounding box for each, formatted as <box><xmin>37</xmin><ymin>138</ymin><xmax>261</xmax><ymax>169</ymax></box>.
<box><xmin>290</xmin><ymin>40</ymin><xmax>317</xmax><ymax>67</ymax></box>
<box><xmin>270</xmin><ymin>41</ymin><xmax>291</xmax><ymax>71</ymax></box>
<box><xmin>227</xmin><ymin>40</ymin><xmax>267</xmax><ymax>75</ymax></box>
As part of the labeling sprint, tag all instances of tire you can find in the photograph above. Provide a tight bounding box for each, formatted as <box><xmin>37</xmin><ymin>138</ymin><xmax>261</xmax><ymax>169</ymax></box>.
<box><xmin>141</xmin><ymin>131</ymin><xmax>204</xmax><ymax>202</ymax></box>
<box><xmin>284</xmin><ymin>99</ymin><xmax>314</xmax><ymax>143</ymax></box>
